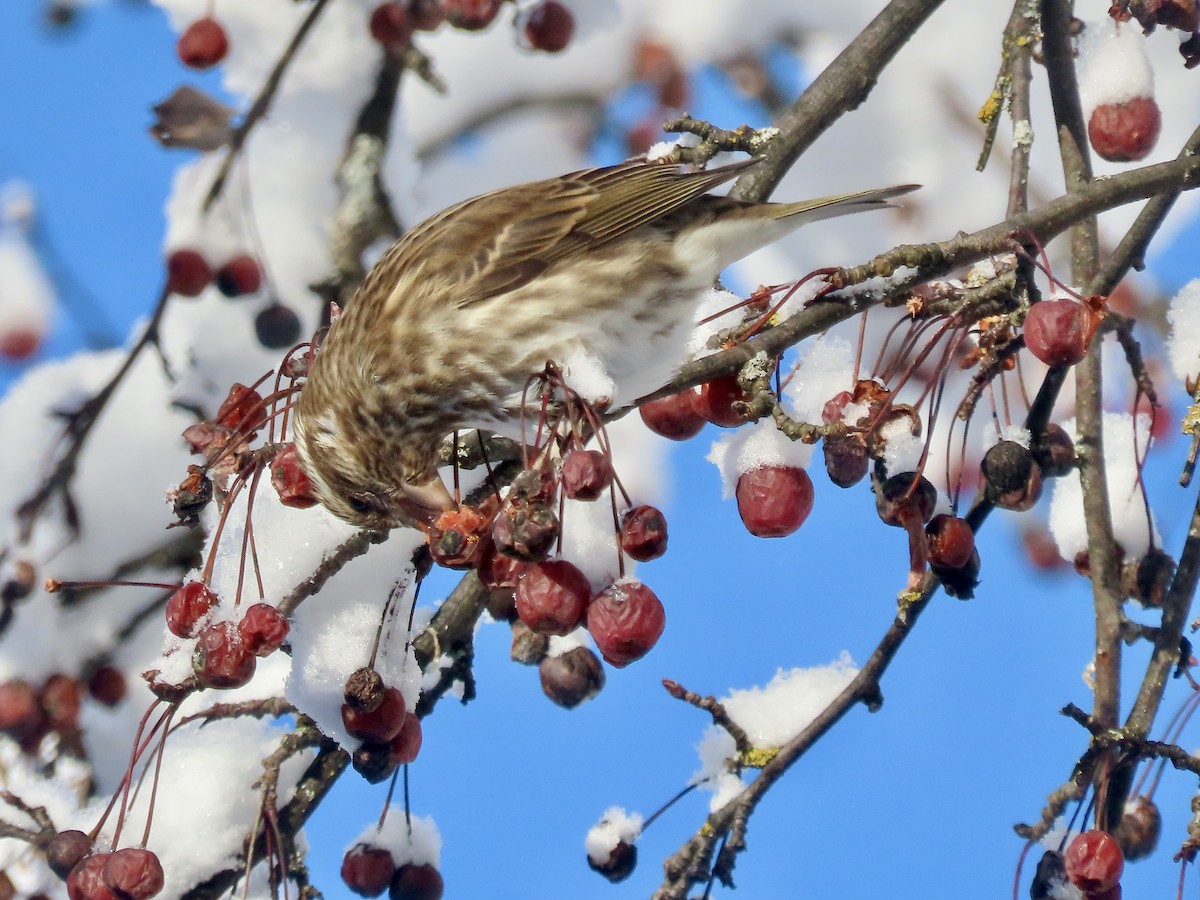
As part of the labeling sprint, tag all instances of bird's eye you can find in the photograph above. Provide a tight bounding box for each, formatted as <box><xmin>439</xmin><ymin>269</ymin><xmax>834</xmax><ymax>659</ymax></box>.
<box><xmin>347</xmin><ymin>493</ymin><xmax>380</xmax><ymax>516</ymax></box>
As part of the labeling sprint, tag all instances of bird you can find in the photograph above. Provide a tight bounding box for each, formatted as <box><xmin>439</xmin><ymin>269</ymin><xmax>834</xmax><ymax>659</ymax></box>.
<box><xmin>291</xmin><ymin>158</ymin><xmax>915</xmax><ymax>530</ymax></box>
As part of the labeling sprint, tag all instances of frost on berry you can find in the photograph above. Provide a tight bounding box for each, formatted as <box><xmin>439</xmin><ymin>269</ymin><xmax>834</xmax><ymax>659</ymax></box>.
<box><xmin>342</xmin><ymin>686</ymin><xmax>407</xmax><ymax>743</ymax></box>
<box><xmin>428</xmin><ymin>506</ymin><xmax>490</xmax><ymax>570</ymax></box>
<box><xmin>165</xmin><ymin>581</ymin><xmax>218</xmax><ymax>638</ymax></box>
<box><xmin>619</xmin><ymin>505</ymin><xmax>668</xmax><ymax>561</ymax></box>
<box><xmin>214</xmin><ymin>254</ymin><xmax>263</xmax><ymax>297</ymax></box>
<box><xmin>515</xmin><ymin>559</ymin><xmax>592</xmax><ymax>635</ymax></box>
<box><xmin>237</xmin><ymin>603</ymin><xmax>290</xmax><ymax>656</ymax></box>
<box><xmin>520</xmin><ymin>1</ymin><xmax>575</xmax><ymax>52</ymax></box>
<box><xmin>177</xmin><ymin>17</ymin><xmax>229</xmax><ymax>69</ymax></box>
<box><xmin>694</xmin><ymin>373</ymin><xmax>749</xmax><ymax>428</ymax></box>
<box><xmin>192</xmin><ymin>621</ymin><xmax>256</xmax><ymax>689</ymax></box>
<box><xmin>1088</xmin><ymin>96</ymin><xmax>1161</xmax><ymax>162</ymax></box>
<box><xmin>390</xmin><ymin>862</ymin><xmax>445</xmax><ymax>900</ymax></box>
<box><xmin>271</xmin><ymin>443</ymin><xmax>318</xmax><ymax>509</ymax></box>
<box><xmin>587</xmin><ymin>579</ymin><xmax>665</xmax><ymax>667</ymax></box>
<box><xmin>102</xmin><ymin>848</ymin><xmax>165</xmax><ymax>900</ymax></box>
<box><xmin>539</xmin><ymin>646</ymin><xmax>605</xmax><ymax>708</ymax></box>
<box><xmin>981</xmin><ymin>440</ymin><xmax>1042</xmax><ymax>511</ymax></box>
<box><xmin>1023</xmin><ymin>298</ymin><xmax>1101</xmax><ymax>367</ymax></box>
<box><xmin>1063</xmin><ymin>829</ymin><xmax>1124</xmax><ymax>894</ymax></box>
<box><xmin>165</xmin><ymin>248</ymin><xmax>212</xmax><ymax>297</ymax></box>
<box><xmin>342</xmin><ymin>843</ymin><xmax>396</xmax><ymax>898</ymax></box>
<box><xmin>736</xmin><ymin>466</ymin><xmax>814</xmax><ymax>538</ymax></box>
<box><xmin>639</xmin><ymin>390</ymin><xmax>705</xmax><ymax>440</ymax></box>
<box><xmin>560</xmin><ymin>449</ymin><xmax>614</xmax><ymax>501</ymax></box>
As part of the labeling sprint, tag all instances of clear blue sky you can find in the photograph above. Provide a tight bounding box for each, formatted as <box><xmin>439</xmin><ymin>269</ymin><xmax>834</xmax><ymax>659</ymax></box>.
<box><xmin>3</xmin><ymin>4</ymin><xmax>1200</xmax><ymax>898</ymax></box>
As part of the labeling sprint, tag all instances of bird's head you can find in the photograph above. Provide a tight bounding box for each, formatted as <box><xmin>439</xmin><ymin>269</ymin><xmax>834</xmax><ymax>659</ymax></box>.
<box><xmin>291</xmin><ymin>372</ymin><xmax>454</xmax><ymax>532</ymax></box>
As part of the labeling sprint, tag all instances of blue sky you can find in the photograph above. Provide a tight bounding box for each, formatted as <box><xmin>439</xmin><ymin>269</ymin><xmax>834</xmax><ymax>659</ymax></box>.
<box><xmin>4</xmin><ymin>3</ymin><xmax>1200</xmax><ymax>898</ymax></box>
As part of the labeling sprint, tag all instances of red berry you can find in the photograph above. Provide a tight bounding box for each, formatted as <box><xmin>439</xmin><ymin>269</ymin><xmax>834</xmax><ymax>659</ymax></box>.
<box><xmin>214</xmin><ymin>254</ymin><xmax>263</xmax><ymax>298</ymax></box>
<box><xmin>1063</xmin><ymin>829</ymin><xmax>1124</xmax><ymax>894</ymax></box>
<box><xmin>192</xmin><ymin>621</ymin><xmax>256</xmax><ymax>689</ymax></box>
<box><xmin>255</xmin><ymin>303</ymin><xmax>302</xmax><ymax>349</ymax></box>
<box><xmin>619</xmin><ymin>505</ymin><xmax>667</xmax><ymax>561</ymax></box>
<box><xmin>639</xmin><ymin>391</ymin><xmax>705</xmax><ymax>440</ymax></box>
<box><xmin>515</xmin><ymin>560</ymin><xmax>592</xmax><ymax>635</ymax></box>
<box><xmin>0</xmin><ymin>328</ymin><xmax>41</xmax><ymax>360</ymax></box>
<box><xmin>67</xmin><ymin>853</ymin><xmax>119</xmax><ymax>900</ymax></box>
<box><xmin>41</xmin><ymin>673</ymin><xmax>82</xmax><ymax>731</ymax></box>
<box><xmin>1088</xmin><ymin>96</ymin><xmax>1161</xmax><ymax>162</ymax></box>
<box><xmin>271</xmin><ymin>443</ymin><xmax>318</xmax><ymax>509</ymax></box>
<box><xmin>165</xmin><ymin>248</ymin><xmax>212</xmax><ymax>297</ymax></box>
<box><xmin>369</xmin><ymin>3</ymin><xmax>413</xmax><ymax>48</ymax></box>
<box><xmin>86</xmin><ymin>665</ymin><xmax>127</xmax><ymax>707</ymax></box>
<box><xmin>560</xmin><ymin>449</ymin><xmax>613</xmax><ymax>501</ymax></box>
<box><xmin>821</xmin><ymin>390</ymin><xmax>854</xmax><ymax>424</ymax></box>
<box><xmin>177</xmin><ymin>17</ymin><xmax>229</xmax><ymax>70</ymax></box>
<box><xmin>735</xmin><ymin>466</ymin><xmax>814</xmax><ymax>538</ymax></box>
<box><xmin>408</xmin><ymin>0</ymin><xmax>447</xmax><ymax>31</ymax></box>
<box><xmin>694</xmin><ymin>373</ymin><xmax>748</xmax><ymax>428</ymax></box>
<box><xmin>166</xmin><ymin>581</ymin><xmax>218</xmax><ymax>638</ymax></box>
<box><xmin>102</xmin><ymin>848</ymin><xmax>164</xmax><ymax>900</ymax></box>
<box><xmin>925</xmin><ymin>515</ymin><xmax>975</xmax><ymax>570</ymax></box>
<box><xmin>444</xmin><ymin>0</ymin><xmax>500</xmax><ymax>30</ymax></box>
<box><xmin>341</xmin><ymin>686</ymin><xmax>407</xmax><ymax>743</ymax></box>
<box><xmin>1024</xmin><ymin>298</ymin><xmax>1098</xmax><ymax>366</ymax></box>
<box><xmin>428</xmin><ymin>506</ymin><xmax>490</xmax><ymax>570</ymax></box>
<box><xmin>238</xmin><ymin>603</ymin><xmax>290</xmax><ymax>656</ymax></box>
<box><xmin>342</xmin><ymin>844</ymin><xmax>396</xmax><ymax>898</ymax></box>
<box><xmin>586</xmin><ymin>579</ymin><xmax>665</xmax><ymax>667</ymax></box>
<box><xmin>216</xmin><ymin>383</ymin><xmax>268</xmax><ymax>434</ymax></box>
<box><xmin>47</xmin><ymin>830</ymin><xmax>92</xmax><ymax>880</ymax></box>
<box><xmin>522</xmin><ymin>1</ymin><xmax>574</xmax><ymax>52</ymax></box>
<box><xmin>389</xmin><ymin>863</ymin><xmax>444</xmax><ymax>900</ymax></box>
<box><xmin>388</xmin><ymin>711</ymin><xmax>423</xmax><ymax>765</ymax></box>
<box><xmin>478</xmin><ymin>544</ymin><xmax>527</xmax><ymax>590</ymax></box>
<box><xmin>0</xmin><ymin>680</ymin><xmax>43</xmax><ymax>741</ymax></box>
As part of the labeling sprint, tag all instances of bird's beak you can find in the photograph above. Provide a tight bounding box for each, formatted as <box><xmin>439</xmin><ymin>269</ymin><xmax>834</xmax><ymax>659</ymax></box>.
<box><xmin>394</xmin><ymin>475</ymin><xmax>455</xmax><ymax>530</ymax></box>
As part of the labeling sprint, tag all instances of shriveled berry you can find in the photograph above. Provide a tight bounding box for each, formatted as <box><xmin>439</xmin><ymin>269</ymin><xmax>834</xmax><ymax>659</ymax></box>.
<box><xmin>619</xmin><ymin>505</ymin><xmax>667</xmax><ymax>561</ymax></box>
<box><xmin>1063</xmin><ymin>829</ymin><xmax>1124</xmax><ymax>894</ymax></box>
<box><xmin>822</xmin><ymin>432</ymin><xmax>869</xmax><ymax>488</ymax></box>
<box><xmin>215</xmin><ymin>255</ymin><xmax>263</xmax><ymax>298</ymax></box>
<box><xmin>510</xmin><ymin>619</ymin><xmax>550</xmax><ymax>665</ymax></box>
<box><xmin>587</xmin><ymin>579</ymin><xmax>665</xmax><ymax>667</ymax></box>
<box><xmin>166</xmin><ymin>581</ymin><xmax>218</xmax><ymax>638</ymax></box>
<box><xmin>736</xmin><ymin>466</ymin><xmax>814</xmax><ymax>538</ymax></box>
<box><xmin>238</xmin><ymin>603</ymin><xmax>289</xmax><ymax>656</ymax></box>
<box><xmin>444</xmin><ymin>0</ymin><xmax>500</xmax><ymax>30</ymax></box>
<box><xmin>876</xmin><ymin>473</ymin><xmax>937</xmax><ymax>526</ymax></box>
<box><xmin>47</xmin><ymin>830</ymin><xmax>92</xmax><ymax>880</ymax></box>
<box><xmin>341</xmin><ymin>686</ymin><xmax>406</xmax><ymax>743</ymax></box>
<box><xmin>925</xmin><ymin>515</ymin><xmax>975</xmax><ymax>570</ymax></box>
<box><xmin>478</xmin><ymin>545</ymin><xmax>526</xmax><ymax>590</ymax></box>
<box><xmin>102</xmin><ymin>848</ymin><xmax>164</xmax><ymax>900</ymax></box>
<box><xmin>255</xmin><ymin>303</ymin><xmax>302</xmax><ymax>349</ymax></box>
<box><xmin>344</xmin><ymin>667</ymin><xmax>386</xmax><ymax>713</ymax></box>
<box><xmin>166</xmin><ymin>248</ymin><xmax>212</xmax><ymax>297</ymax></box>
<box><xmin>1124</xmin><ymin>547</ymin><xmax>1175</xmax><ymax>608</ymax></box>
<box><xmin>521</xmin><ymin>1</ymin><xmax>574</xmax><ymax>52</ymax></box>
<box><xmin>177</xmin><ymin>17</ymin><xmax>228</xmax><ymax>69</ymax></box>
<box><xmin>1089</xmin><ymin>96</ymin><xmax>1161</xmax><ymax>162</ymax></box>
<box><xmin>694</xmin><ymin>373</ymin><xmax>748</xmax><ymax>428</ymax></box>
<box><xmin>67</xmin><ymin>853</ymin><xmax>118</xmax><ymax>900</ymax></box>
<box><xmin>86</xmin><ymin>665</ymin><xmax>127</xmax><ymax>707</ymax></box>
<box><xmin>428</xmin><ymin>506</ymin><xmax>490</xmax><ymax>570</ymax></box>
<box><xmin>491</xmin><ymin>501</ymin><xmax>559</xmax><ymax>561</ymax></box>
<box><xmin>271</xmin><ymin>443</ymin><xmax>318</xmax><ymax>508</ymax></box>
<box><xmin>821</xmin><ymin>390</ymin><xmax>854</xmax><ymax>424</ymax></box>
<box><xmin>588</xmin><ymin>839</ymin><xmax>637</xmax><ymax>883</ymax></box>
<box><xmin>933</xmin><ymin>547</ymin><xmax>981</xmax><ymax>600</ymax></box>
<box><xmin>981</xmin><ymin>440</ymin><xmax>1042</xmax><ymax>511</ymax></box>
<box><xmin>369</xmin><ymin>3</ymin><xmax>413</xmax><ymax>48</ymax></box>
<box><xmin>216</xmin><ymin>383</ymin><xmax>268</xmax><ymax>433</ymax></box>
<box><xmin>539</xmin><ymin>646</ymin><xmax>605</xmax><ymax>708</ymax></box>
<box><xmin>561</xmin><ymin>450</ymin><xmax>613</xmax><ymax>501</ymax></box>
<box><xmin>342</xmin><ymin>843</ymin><xmax>395</xmax><ymax>898</ymax></box>
<box><xmin>515</xmin><ymin>559</ymin><xmax>592</xmax><ymax>635</ymax></box>
<box><xmin>1113</xmin><ymin>795</ymin><xmax>1160</xmax><ymax>862</ymax></box>
<box><xmin>1032</xmin><ymin>423</ymin><xmax>1076</xmax><ymax>478</ymax></box>
<box><xmin>639</xmin><ymin>391</ymin><xmax>705</xmax><ymax>440</ymax></box>
<box><xmin>192</xmin><ymin>621</ymin><xmax>256</xmax><ymax>689</ymax></box>
<box><xmin>388</xmin><ymin>712</ymin><xmax>423</xmax><ymax>765</ymax></box>
<box><xmin>352</xmin><ymin>742</ymin><xmax>398</xmax><ymax>784</ymax></box>
<box><xmin>389</xmin><ymin>862</ymin><xmax>444</xmax><ymax>900</ymax></box>
<box><xmin>1024</xmin><ymin>298</ymin><xmax>1098</xmax><ymax>366</ymax></box>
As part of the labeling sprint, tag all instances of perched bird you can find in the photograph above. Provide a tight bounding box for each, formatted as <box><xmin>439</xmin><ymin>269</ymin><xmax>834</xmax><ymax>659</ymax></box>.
<box><xmin>292</xmin><ymin>159</ymin><xmax>914</xmax><ymax>530</ymax></box>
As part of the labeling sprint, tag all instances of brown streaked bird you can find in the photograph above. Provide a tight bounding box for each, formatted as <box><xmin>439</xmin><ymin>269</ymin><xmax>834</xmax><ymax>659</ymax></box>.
<box><xmin>291</xmin><ymin>159</ymin><xmax>915</xmax><ymax>530</ymax></box>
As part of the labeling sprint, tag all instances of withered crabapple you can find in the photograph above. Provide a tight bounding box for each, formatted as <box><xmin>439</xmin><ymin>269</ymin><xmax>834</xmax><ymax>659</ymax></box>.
<box><xmin>1088</xmin><ymin>95</ymin><xmax>1161</xmax><ymax>163</ymax></box>
<box><xmin>560</xmin><ymin>449</ymin><xmax>614</xmax><ymax>501</ymax></box>
<box><xmin>736</xmin><ymin>465</ymin><xmax>815</xmax><ymax>538</ymax></box>
<box><xmin>271</xmin><ymin>443</ymin><xmax>318</xmax><ymax>509</ymax></box>
<box><xmin>215</xmin><ymin>383</ymin><xmax>269</xmax><ymax>435</ymax></box>
<box><xmin>588</xmin><ymin>839</ymin><xmax>637</xmax><ymax>883</ymax></box>
<box><xmin>515</xmin><ymin>559</ymin><xmax>592</xmax><ymax>636</ymax></box>
<box><xmin>539</xmin><ymin>646</ymin><xmax>605</xmax><ymax>708</ymax></box>
<box><xmin>67</xmin><ymin>852</ymin><xmax>118</xmax><ymax>900</ymax></box>
<box><xmin>619</xmin><ymin>505</ymin><xmax>668</xmax><ymax>561</ymax></box>
<box><xmin>1063</xmin><ymin>829</ymin><xmax>1124</xmax><ymax>894</ymax></box>
<box><xmin>694</xmin><ymin>372</ymin><xmax>750</xmax><ymax>428</ymax></box>
<box><xmin>192</xmin><ymin>621</ymin><xmax>257</xmax><ymax>689</ymax></box>
<box><xmin>237</xmin><ymin>603</ymin><xmax>290</xmax><ymax>656</ymax></box>
<box><xmin>587</xmin><ymin>579</ymin><xmax>665</xmax><ymax>667</ymax></box>
<box><xmin>102</xmin><ymin>847</ymin><xmax>165</xmax><ymax>900</ymax></box>
<box><xmin>981</xmin><ymin>440</ymin><xmax>1043</xmax><ymax>511</ymax></box>
<box><xmin>165</xmin><ymin>580</ymin><xmax>218</xmax><ymax>638</ymax></box>
<box><xmin>491</xmin><ymin>500</ymin><xmax>559</xmax><ymax>561</ymax></box>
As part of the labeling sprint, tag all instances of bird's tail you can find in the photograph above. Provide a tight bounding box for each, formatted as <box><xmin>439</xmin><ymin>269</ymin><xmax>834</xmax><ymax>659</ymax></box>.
<box><xmin>771</xmin><ymin>184</ymin><xmax>920</xmax><ymax>225</ymax></box>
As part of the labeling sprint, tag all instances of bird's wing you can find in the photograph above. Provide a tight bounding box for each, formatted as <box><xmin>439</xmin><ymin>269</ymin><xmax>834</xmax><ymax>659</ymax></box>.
<box><xmin>398</xmin><ymin>160</ymin><xmax>757</xmax><ymax>307</ymax></box>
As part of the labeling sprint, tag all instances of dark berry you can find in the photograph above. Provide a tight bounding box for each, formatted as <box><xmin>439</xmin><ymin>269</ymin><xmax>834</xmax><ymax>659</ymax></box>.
<box><xmin>491</xmin><ymin>501</ymin><xmax>559</xmax><ymax>561</ymax></box>
<box><xmin>619</xmin><ymin>505</ymin><xmax>667</xmax><ymax>561</ymax></box>
<box><xmin>539</xmin><ymin>646</ymin><xmax>604</xmax><ymax>708</ymax></box>
<box><xmin>86</xmin><ymin>665</ymin><xmax>127</xmax><ymax>707</ymax></box>
<box><xmin>444</xmin><ymin>0</ymin><xmax>500</xmax><ymax>30</ymax></box>
<box><xmin>389</xmin><ymin>863</ymin><xmax>444</xmax><ymax>900</ymax></box>
<box><xmin>342</xmin><ymin>844</ymin><xmax>395</xmax><ymax>898</ymax></box>
<box><xmin>1113</xmin><ymin>795</ymin><xmax>1160</xmax><ymax>862</ymax></box>
<box><xmin>822</xmin><ymin>432</ymin><xmax>869</xmax><ymax>488</ymax></box>
<box><xmin>522</xmin><ymin>1</ymin><xmax>573</xmax><ymax>52</ymax></box>
<box><xmin>255</xmin><ymin>303</ymin><xmax>302</xmax><ymax>349</ymax></box>
<box><xmin>981</xmin><ymin>440</ymin><xmax>1042</xmax><ymax>511</ymax></box>
<box><xmin>588</xmin><ymin>839</ymin><xmax>637</xmax><ymax>883</ymax></box>
<box><xmin>47</xmin><ymin>830</ymin><xmax>92</xmax><ymax>880</ymax></box>
<box><xmin>925</xmin><ymin>515</ymin><xmax>975</xmax><ymax>570</ymax></box>
<box><xmin>408</xmin><ymin>0</ymin><xmax>447</xmax><ymax>31</ymax></box>
<box><xmin>352</xmin><ymin>742</ymin><xmax>398</xmax><ymax>784</ymax></box>
<box><xmin>736</xmin><ymin>466</ymin><xmax>814</xmax><ymax>538</ymax></box>
<box><xmin>369</xmin><ymin>3</ymin><xmax>413</xmax><ymax>48</ymax></box>
<box><xmin>388</xmin><ymin>712</ymin><xmax>423</xmax><ymax>765</ymax></box>
<box><xmin>215</xmin><ymin>255</ymin><xmax>263</xmax><ymax>298</ymax></box>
